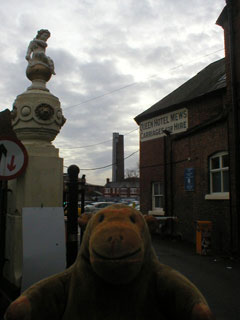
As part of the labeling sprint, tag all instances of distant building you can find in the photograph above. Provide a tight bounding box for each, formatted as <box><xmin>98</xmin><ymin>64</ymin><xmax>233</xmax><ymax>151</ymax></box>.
<box><xmin>104</xmin><ymin>132</ymin><xmax>139</xmax><ymax>200</ymax></box>
<box><xmin>63</xmin><ymin>173</ymin><xmax>104</xmax><ymax>203</ymax></box>
<box><xmin>104</xmin><ymin>177</ymin><xmax>140</xmax><ymax>200</ymax></box>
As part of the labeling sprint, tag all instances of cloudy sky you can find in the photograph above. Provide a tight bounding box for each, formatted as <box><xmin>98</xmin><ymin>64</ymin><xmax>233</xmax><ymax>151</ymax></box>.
<box><xmin>0</xmin><ymin>0</ymin><xmax>226</xmax><ymax>185</ymax></box>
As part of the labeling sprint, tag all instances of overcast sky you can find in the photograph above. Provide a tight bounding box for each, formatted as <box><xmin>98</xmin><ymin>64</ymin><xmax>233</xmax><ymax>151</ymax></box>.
<box><xmin>0</xmin><ymin>0</ymin><xmax>226</xmax><ymax>185</ymax></box>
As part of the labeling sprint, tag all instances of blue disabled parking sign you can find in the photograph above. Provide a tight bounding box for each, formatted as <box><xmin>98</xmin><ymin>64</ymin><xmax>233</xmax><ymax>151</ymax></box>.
<box><xmin>184</xmin><ymin>168</ymin><xmax>195</xmax><ymax>191</ymax></box>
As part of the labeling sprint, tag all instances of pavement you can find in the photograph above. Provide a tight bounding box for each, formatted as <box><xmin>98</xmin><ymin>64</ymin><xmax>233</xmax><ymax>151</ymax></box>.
<box><xmin>151</xmin><ymin>235</ymin><xmax>240</xmax><ymax>320</ymax></box>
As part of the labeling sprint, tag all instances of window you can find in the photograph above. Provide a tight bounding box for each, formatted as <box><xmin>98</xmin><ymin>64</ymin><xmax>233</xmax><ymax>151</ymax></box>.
<box><xmin>104</xmin><ymin>188</ymin><xmax>110</xmax><ymax>194</ymax></box>
<box><xmin>209</xmin><ymin>152</ymin><xmax>229</xmax><ymax>194</ymax></box>
<box><xmin>152</xmin><ymin>182</ymin><xmax>164</xmax><ymax>210</ymax></box>
<box><xmin>130</xmin><ymin>188</ymin><xmax>137</xmax><ymax>194</ymax></box>
<box><xmin>120</xmin><ymin>188</ymin><xmax>127</xmax><ymax>195</ymax></box>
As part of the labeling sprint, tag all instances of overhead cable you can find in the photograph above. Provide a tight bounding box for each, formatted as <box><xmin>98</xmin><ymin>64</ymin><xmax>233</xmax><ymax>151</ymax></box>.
<box><xmin>60</xmin><ymin>128</ymin><xmax>138</xmax><ymax>149</ymax></box>
<box><xmin>63</xmin><ymin>48</ymin><xmax>224</xmax><ymax>111</ymax></box>
<box><xmin>72</xmin><ymin>150</ymin><xmax>139</xmax><ymax>171</ymax></box>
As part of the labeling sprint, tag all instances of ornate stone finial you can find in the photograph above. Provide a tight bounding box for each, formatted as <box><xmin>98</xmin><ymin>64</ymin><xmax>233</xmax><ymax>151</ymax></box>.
<box><xmin>11</xmin><ymin>29</ymin><xmax>66</xmax><ymax>144</ymax></box>
<box><xmin>25</xmin><ymin>29</ymin><xmax>55</xmax><ymax>91</ymax></box>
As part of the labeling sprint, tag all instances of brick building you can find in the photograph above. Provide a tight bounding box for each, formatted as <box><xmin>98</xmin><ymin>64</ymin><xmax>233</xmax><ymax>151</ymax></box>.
<box><xmin>104</xmin><ymin>177</ymin><xmax>140</xmax><ymax>200</ymax></box>
<box><xmin>63</xmin><ymin>173</ymin><xmax>104</xmax><ymax>202</ymax></box>
<box><xmin>134</xmin><ymin>1</ymin><xmax>240</xmax><ymax>253</ymax></box>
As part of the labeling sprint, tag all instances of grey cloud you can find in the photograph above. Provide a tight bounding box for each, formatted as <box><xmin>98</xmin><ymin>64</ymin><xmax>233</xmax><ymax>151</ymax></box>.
<box><xmin>0</xmin><ymin>0</ymin><xmax>226</xmax><ymax>185</ymax></box>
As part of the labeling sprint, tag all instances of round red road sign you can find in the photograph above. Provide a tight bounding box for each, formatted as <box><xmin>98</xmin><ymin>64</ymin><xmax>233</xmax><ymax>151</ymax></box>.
<box><xmin>0</xmin><ymin>137</ymin><xmax>28</xmax><ymax>180</ymax></box>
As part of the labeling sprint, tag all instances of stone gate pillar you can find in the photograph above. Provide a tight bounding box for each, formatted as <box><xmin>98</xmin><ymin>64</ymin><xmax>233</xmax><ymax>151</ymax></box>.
<box><xmin>4</xmin><ymin>29</ymin><xmax>66</xmax><ymax>288</ymax></box>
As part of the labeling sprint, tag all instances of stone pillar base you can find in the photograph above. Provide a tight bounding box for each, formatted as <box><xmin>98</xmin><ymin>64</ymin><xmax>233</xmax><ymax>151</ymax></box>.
<box><xmin>4</xmin><ymin>143</ymin><xmax>63</xmax><ymax>287</ymax></box>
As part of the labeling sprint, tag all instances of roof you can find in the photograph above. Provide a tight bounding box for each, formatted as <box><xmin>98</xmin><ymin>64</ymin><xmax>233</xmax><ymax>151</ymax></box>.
<box><xmin>105</xmin><ymin>178</ymin><xmax>139</xmax><ymax>188</ymax></box>
<box><xmin>135</xmin><ymin>58</ymin><xmax>226</xmax><ymax>124</ymax></box>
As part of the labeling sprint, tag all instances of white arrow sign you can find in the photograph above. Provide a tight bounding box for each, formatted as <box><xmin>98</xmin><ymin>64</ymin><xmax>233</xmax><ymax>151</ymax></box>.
<box><xmin>0</xmin><ymin>137</ymin><xmax>28</xmax><ymax>180</ymax></box>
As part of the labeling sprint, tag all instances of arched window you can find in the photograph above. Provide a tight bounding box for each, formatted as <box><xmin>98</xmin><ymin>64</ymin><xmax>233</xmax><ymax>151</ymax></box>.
<box><xmin>209</xmin><ymin>152</ymin><xmax>229</xmax><ymax>194</ymax></box>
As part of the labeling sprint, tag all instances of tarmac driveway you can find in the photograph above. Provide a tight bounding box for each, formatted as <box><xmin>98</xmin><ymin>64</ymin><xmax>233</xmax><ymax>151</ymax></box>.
<box><xmin>152</xmin><ymin>235</ymin><xmax>240</xmax><ymax>320</ymax></box>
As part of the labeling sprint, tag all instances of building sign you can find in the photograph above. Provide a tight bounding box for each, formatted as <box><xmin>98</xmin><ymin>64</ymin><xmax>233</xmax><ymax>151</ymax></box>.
<box><xmin>140</xmin><ymin>108</ymin><xmax>188</xmax><ymax>142</ymax></box>
<box><xmin>184</xmin><ymin>168</ymin><xmax>195</xmax><ymax>191</ymax></box>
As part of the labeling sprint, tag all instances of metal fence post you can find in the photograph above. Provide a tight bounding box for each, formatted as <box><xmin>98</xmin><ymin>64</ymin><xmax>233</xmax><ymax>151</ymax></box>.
<box><xmin>66</xmin><ymin>165</ymin><xmax>79</xmax><ymax>268</ymax></box>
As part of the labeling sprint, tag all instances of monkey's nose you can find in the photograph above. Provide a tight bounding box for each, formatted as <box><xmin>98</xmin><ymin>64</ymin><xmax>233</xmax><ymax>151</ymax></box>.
<box><xmin>107</xmin><ymin>235</ymin><xmax>124</xmax><ymax>243</ymax></box>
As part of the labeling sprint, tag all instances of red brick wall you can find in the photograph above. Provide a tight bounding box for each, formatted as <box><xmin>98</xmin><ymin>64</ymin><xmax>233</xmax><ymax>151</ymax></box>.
<box><xmin>173</xmin><ymin>121</ymin><xmax>230</xmax><ymax>250</ymax></box>
<box><xmin>140</xmin><ymin>138</ymin><xmax>165</xmax><ymax>213</ymax></box>
<box><xmin>139</xmin><ymin>92</ymin><xmax>231</xmax><ymax>251</ymax></box>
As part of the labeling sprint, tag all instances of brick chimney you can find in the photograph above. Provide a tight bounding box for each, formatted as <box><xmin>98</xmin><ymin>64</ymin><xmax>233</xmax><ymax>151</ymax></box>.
<box><xmin>112</xmin><ymin>132</ymin><xmax>124</xmax><ymax>182</ymax></box>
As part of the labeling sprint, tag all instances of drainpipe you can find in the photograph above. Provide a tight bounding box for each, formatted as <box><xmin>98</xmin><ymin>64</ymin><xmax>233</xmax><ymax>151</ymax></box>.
<box><xmin>163</xmin><ymin>130</ymin><xmax>173</xmax><ymax>217</ymax></box>
<box><xmin>227</xmin><ymin>117</ymin><xmax>234</xmax><ymax>250</ymax></box>
<box><xmin>164</xmin><ymin>136</ymin><xmax>168</xmax><ymax>216</ymax></box>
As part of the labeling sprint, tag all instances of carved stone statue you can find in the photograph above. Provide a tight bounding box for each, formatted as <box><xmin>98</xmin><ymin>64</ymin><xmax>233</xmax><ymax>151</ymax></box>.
<box><xmin>26</xmin><ymin>29</ymin><xmax>55</xmax><ymax>75</ymax></box>
<box><xmin>11</xmin><ymin>29</ymin><xmax>66</xmax><ymax>143</ymax></box>
<box><xmin>25</xmin><ymin>29</ymin><xmax>56</xmax><ymax>91</ymax></box>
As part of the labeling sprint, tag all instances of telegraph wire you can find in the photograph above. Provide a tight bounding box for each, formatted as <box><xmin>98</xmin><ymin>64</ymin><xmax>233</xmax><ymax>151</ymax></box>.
<box><xmin>63</xmin><ymin>48</ymin><xmax>224</xmax><ymax>111</ymax></box>
<box><xmin>60</xmin><ymin>48</ymin><xmax>223</xmax><ymax>150</ymax></box>
<box><xmin>61</xmin><ymin>48</ymin><xmax>223</xmax><ymax>171</ymax></box>
<box><xmin>64</xmin><ymin>83</ymin><xmax>137</xmax><ymax>110</ymax></box>
<box><xmin>60</xmin><ymin>128</ymin><xmax>138</xmax><ymax>149</ymax></box>
<box><xmin>64</xmin><ymin>150</ymin><xmax>139</xmax><ymax>171</ymax></box>
<box><xmin>170</xmin><ymin>48</ymin><xmax>224</xmax><ymax>70</ymax></box>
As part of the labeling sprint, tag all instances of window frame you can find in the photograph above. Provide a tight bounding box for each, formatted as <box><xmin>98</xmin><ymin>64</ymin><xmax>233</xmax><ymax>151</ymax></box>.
<box><xmin>104</xmin><ymin>188</ymin><xmax>111</xmax><ymax>194</ymax></box>
<box><xmin>205</xmin><ymin>151</ymin><xmax>229</xmax><ymax>200</ymax></box>
<box><xmin>152</xmin><ymin>182</ymin><xmax>164</xmax><ymax>210</ymax></box>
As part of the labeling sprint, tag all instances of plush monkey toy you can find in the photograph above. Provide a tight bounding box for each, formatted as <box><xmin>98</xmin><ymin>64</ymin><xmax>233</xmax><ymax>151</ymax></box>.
<box><xmin>5</xmin><ymin>204</ymin><xmax>215</xmax><ymax>320</ymax></box>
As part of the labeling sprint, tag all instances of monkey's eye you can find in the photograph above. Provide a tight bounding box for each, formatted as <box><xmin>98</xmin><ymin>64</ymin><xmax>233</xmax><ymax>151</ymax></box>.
<box><xmin>130</xmin><ymin>215</ymin><xmax>136</xmax><ymax>224</ymax></box>
<box><xmin>98</xmin><ymin>214</ymin><xmax>105</xmax><ymax>223</ymax></box>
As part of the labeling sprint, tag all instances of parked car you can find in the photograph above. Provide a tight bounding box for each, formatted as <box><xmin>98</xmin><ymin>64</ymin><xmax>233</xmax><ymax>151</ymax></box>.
<box><xmin>90</xmin><ymin>202</ymin><xmax>116</xmax><ymax>213</ymax></box>
<box><xmin>84</xmin><ymin>204</ymin><xmax>95</xmax><ymax>213</ymax></box>
<box><xmin>135</xmin><ymin>204</ymin><xmax>140</xmax><ymax>211</ymax></box>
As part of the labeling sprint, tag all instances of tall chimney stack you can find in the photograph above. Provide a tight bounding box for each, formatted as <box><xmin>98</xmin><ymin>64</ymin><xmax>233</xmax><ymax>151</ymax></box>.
<box><xmin>112</xmin><ymin>132</ymin><xmax>124</xmax><ymax>182</ymax></box>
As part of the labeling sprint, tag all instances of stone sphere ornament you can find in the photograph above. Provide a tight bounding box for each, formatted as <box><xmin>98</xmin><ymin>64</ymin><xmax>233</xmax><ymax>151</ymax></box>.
<box><xmin>21</xmin><ymin>106</ymin><xmax>31</xmax><ymax>117</ymax></box>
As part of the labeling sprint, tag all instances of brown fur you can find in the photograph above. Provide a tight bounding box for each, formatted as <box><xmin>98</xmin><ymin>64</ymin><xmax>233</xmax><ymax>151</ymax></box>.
<box><xmin>5</xmin><ymin>204</ymin><xmax>215</xmax><ymax>320</ymax></box>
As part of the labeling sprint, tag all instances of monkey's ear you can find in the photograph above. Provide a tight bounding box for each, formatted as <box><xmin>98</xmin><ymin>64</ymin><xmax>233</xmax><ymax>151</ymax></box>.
<box><xmin>78</xmin><ymin>213</ymin><xmax>93</xmax><ymax>229</ymax></box>
<box><xmin>191</xmin><ymin>302</ymin><xmax>215</xmax><ymax>320</ymax></box>
<box><xmin>4</xmin><ymin>296</ymin><xmax>31</xmax><ymax>320</ymax></box>
<box><xmin>143</xmin><ymin>215</ymin><xmax>159</xmax><ymax>233</ymax></box>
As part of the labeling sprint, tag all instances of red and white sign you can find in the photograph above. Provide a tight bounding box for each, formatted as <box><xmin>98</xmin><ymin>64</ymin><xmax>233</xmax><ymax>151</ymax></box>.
<box><xmin>0</xmin><ymin>137</ymin><xmax>28</xmax><ymax>180</ymax></box>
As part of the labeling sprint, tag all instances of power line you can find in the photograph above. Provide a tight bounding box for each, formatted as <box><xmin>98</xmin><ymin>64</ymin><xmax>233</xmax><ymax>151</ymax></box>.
<box><xmin>60</xmin><ymin>128</ymin><xmax>138</xmax><ymax>150</ymax></box>
<box><xmin>170</xmin><ymin>48</ymin><xmax>224</xmax><ymax>71</ymax></box>
<box><xmin>63</xmin><ymin>48</ymin><xmax>224</xmax><ymax>111</ymax></box>
<box><xmin>64</xmin><ymin>83</ymin><xmax>138</xmax><ymax>110</ymax></box>
<box><xmin>72</xmin><ymin>150</ymin><xmax>139</xmax><ymax>171</ymax></box>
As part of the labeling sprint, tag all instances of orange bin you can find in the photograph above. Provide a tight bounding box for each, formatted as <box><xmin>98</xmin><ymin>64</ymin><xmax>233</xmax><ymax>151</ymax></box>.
<box><xmin>196</xmin><ymin>221</ymin><xmax>212</xmax><ymax>255</ymax></box>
